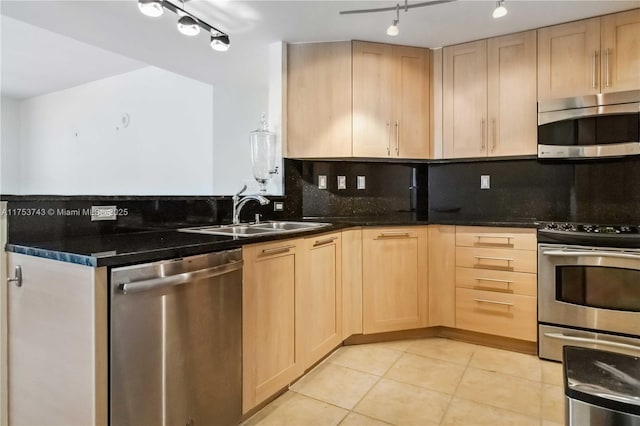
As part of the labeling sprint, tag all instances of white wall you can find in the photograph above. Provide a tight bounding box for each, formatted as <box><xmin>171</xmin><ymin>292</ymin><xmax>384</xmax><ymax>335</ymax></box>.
<box><xmin>0</xmin><ymin>96</ymin><xmax>21</xmax><ymax>194</ymax></box>
<box><xmin>16</xmin><ymin>67</ymin><xmax>214</xmax><ymax>195</ymax></box>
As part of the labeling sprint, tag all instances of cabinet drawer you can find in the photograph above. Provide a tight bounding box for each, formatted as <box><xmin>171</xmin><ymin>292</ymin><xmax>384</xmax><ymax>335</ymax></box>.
<box><xmin>456</xmin><ymin>288</ymin><xmax>537</xmax><ymax>342</ymax></box>
<box><xmin>456</xmin><ymin>267</ymin><xmax>536</xmax><ymax>296</ymax></box>
<box><xmin>456</xmin><ymin>247</ymin><xmax>536</xmax><ymax>273</ymax></box>
<box><xmin>456</xmin><ymin>226</ymin><xmax>537</xmax><ymax>251</ymax></box>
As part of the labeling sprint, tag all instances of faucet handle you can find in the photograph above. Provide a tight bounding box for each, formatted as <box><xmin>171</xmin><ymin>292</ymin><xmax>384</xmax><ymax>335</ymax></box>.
<box><xmin>235</xmin><ymin>185</ymin><xmax>248</xmax><ymax>197</ymax></box>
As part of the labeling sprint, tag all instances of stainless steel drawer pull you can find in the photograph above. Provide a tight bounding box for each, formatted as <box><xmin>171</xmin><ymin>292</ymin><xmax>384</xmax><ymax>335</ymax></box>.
<box><xmin>262</xmin><ymin>245</ymin><xmax>296</xmax><ymax>255</ymax></box>
<box><xmin>313</xmin><ymin>237</ymin><xmax>337</xmax><ymax>247</ymax></box>
<box><xmin>474</xmin><ymin>277</ymin><xmax>513</xmax><ymax>284</ymax></box>
<box><xmin>7</xmin><ymin>265</ymin><xmax>22</xmax><ymax>287</ymax></box>
<box><xmin>378</xmin><ymin>232</ymin><xmax>411</xmax><ymax>238</ymax></box>
<box><xmin>474</xmin><ymin>256</ymin><xmax>514</xmax><ymax>262</ymax></box>
<box><xmin>474</xmin><ymin>298</ymin><xmax>514</xmax><ymax>307</ymax></box>
<box><xmin>476</xmin><ymin>235</ymin><xmax>513</xmax><ymax>241</ymax></box>
<box><xmin>544</xmin><ymin>333</ymin><xmax>640</xmax><ymax>353</ymax></box>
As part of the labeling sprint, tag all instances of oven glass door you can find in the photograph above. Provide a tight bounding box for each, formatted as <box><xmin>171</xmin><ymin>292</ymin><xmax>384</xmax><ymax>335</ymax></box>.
<box><xmin>538</xmin><ymin>113</ymin><xmax>640</xmax><ymax>147</ymax></box>
<box><xmin>538</xmin><ymin>244</ymin><xmax>640</xmax><ymax>336</ymax></box>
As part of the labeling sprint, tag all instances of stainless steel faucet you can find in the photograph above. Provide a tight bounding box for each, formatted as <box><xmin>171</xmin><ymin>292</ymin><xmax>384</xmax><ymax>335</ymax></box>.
<box><xmin>232</xmin><ymin>185</ymin><xmax>270</xmax><ymax>225</ymax></box>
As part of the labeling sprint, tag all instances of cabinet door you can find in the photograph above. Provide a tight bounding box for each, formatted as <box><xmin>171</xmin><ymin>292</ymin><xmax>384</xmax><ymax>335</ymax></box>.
<box><xmin>353</xmin><ymin>41</ymin><xmax>395</xmax><ymax>157</ymax></box>
<box><xmin>242</xmin><ymin>240</ymin><xmax>302</xmax><ymax>412</ymax></box>
<box><xmin>537</xmin><ymin>18</ymin><xmax>601</xmax><ymax>100</ymax></box>
<box><xmin>487</xmin><ymin>30</ymin><xmax>537</xmax><ymax>157</ymax></box>
<box><xmin>300</xmin><ymin>233</ymin><xmax>342</xmax><ymax>367</ymax></box>
<box><xmin>393</xmin><ymin>45</ymin><xmax>431</xmax><ymax>159</ymax></box>
<box><xmin>287</xmin><ymin>42</ymin><xmax>353</xmax><ymax>158</ymax></box>
<box><xmin>427</xmin><ymin>225</ymin><xmax>456</xmax><ymax>327</ymax></box>
<box><xmin>7</xmin><ymin>253</ymin><xmax>107</xmax><ymax>426</ymax></box>
<box><xmin>342</xmin><ymin>229</ymin><xmax>363</xmax><ymax>339</ymax></box>
<box><xmin>601</xmin><ymin>9</ymin><xmax>640</xmax><ymax>93</ymax></box>
<box><xmin>362</xmin><ymin>228</ymin><xmax>428</xmax><ymax>334</ymax></box>
<box><xmin>443</xmin><ymin>40</ymin><xmax>488</xmax><ymax>158</ymax></box>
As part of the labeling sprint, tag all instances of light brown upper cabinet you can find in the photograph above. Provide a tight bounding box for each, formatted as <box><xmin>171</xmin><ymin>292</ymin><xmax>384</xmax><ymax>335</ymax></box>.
<box><xmin>443</xmin><ymin>31</ymin><xmax>537</xmax><ymax>159</ymax></box>
<box><xmin>353</xmin><ymin>42</ymin><xmax>431</xmax><ymax>158</ymax></box>
<box><xmin>287</xmin><ymin>41</ymin><xmax>431</xmax><ymax>159</ymax></box>
<box><xmin>287</xmin><ymin>42</ymin><xmax>353</xmax><ymax>158</ymax></box>
<box><xmin>538</xmin><ymin>9</ymin><xmax>640</xmax><ymax>100</ymax></box>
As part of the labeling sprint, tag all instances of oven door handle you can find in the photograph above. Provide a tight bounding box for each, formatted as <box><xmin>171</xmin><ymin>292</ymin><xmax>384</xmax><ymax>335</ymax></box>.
<box><xmin>542</xmin><ymin>250</ymin><xmax>640</xmax><ymax>260</ymax></box>
<box><xmin>544</xmin><ymin>333</ymin><xmax>640</xmax><ymax>353</ymax></box>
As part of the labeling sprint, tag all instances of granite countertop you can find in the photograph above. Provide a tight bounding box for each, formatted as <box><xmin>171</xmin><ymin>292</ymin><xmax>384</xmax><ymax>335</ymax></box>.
<box><xmin>5</xmin><ymin>216</ymin><xmax>539</xmax><ymax>267</ymax></box>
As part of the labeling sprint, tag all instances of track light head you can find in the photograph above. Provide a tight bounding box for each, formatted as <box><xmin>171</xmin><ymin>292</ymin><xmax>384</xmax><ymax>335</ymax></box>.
<box><xmin>177</xmin><ymin>15</ymin><xmax>200</xmax><ymax>36</ymax></box>
<box><xmin>210</xmin><ymin>34</ymin><xmax>230</xmax><ymax>51</ymax></box>
<box><xmin>492</xmin><ymin>0</ymin><xmax>507</xmax><ymax>19</ymax></box>
<box><xmin>386</xmin><ymin>20</ymin><xmax>399</xmax><ymax>36</ymax></box>
<box><xmin>138</xmin><ymin>0</ymin><xmax>164</xmax><ymax>17</ymax></box>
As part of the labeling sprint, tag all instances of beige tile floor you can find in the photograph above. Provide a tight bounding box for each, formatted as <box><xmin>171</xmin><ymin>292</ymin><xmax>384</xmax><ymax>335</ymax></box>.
<box><xmin>244</xmin><ymin>338</ymin><xmax>565</xmax><ymax>426</ymax></box>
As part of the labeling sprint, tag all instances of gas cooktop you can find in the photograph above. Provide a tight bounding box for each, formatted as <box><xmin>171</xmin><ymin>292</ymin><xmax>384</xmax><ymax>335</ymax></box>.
<box><xmin>538</xmin><ymin>222</ymin><xmax>640</xmax><ymax>248</ymax></box>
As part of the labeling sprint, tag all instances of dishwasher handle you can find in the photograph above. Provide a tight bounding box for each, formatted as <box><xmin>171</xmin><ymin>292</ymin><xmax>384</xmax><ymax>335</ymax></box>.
<box><xmin>118</xmin><ymin>259</ymin><xmax>243</xmax><ymax>295</ymax></box>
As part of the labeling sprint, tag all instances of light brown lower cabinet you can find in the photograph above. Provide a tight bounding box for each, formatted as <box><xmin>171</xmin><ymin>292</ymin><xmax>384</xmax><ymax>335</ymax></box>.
<box><xmin>427</xmin><ymin>225</ymin><xmax>456</xmax><ymax>327</ymax></box>
<box><xmin>299</xmin><ymin>232</ymin><xmax>343</xmax><ymax>367</ymax></box>
<box><xmin>242</xmin><ymin>239</ymin><xmax>304</xmax><ymax>413</ymax></box>
<box><xmin>362</xmin><ymin>227</ymin><xmax>428</xmax><ymax>334</ymax></box>
<box><xmin>6</xmin><ymin>252</ymin><xmax>108</xmax><ymax>425</ymax></box>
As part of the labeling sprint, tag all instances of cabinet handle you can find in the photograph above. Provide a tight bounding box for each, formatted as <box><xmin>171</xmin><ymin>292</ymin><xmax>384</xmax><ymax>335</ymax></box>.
<box><xmin>481</xmin><ymin>119</ymin><xmax>486</xmax><ymax>152</ymax></box>
<box><xmin>7</xmin><ymin>265</ymin><xmax>22</xmax><ymax>287</ymax></box>
<box><xmin>395</xmin><ymin>121</ymin><xmax>400</xmax><ymax>156</ymax></box>
<box><xmin>261</xmin><ymin>245</ymin><xmax>295</xmax><ymax>255</ymax></box>
<box><xmin>474</xmin><ymin>256</ymin><xmax>514</xmax><ymax>262</ymax></box>
<box><xmin>474</xmin><ymin>298</ymin><xmax>514</xmax><ymax>307</ymax></box>
<box><xmin>491</xmin><ymin>119</ymin><xmax>497</xmax><ymax>153</ymax></box>
<box><xmin>591</xmin><ymin>50</ymin><xmax>598</xmax><ymax>89</ymax></box>
<box><xmin>386</xmin><ymin>121</ymin><xmax>391</xmax><ymax>156</ymax></box>
<box><xmin>377</xmin><ymin>232</ymin><xmax>411</xmax><ymax>238</ymax></box>
<box><xmin>605</xmin><ymin>48</ymin><xmax>611</xmax><ymax>88</ymax></box>
<box><xmin>475</xmin><ymin>235</ymin><xmax>514</xmax><ymax>247</ymax></box>
<box><xmin>313</xmin><ymin>237</ymin><xmax>337</xmax><ymax>247</ymax></box>
<box><xmin>474</xmin><ymin>277</ymin><xmax>513</xmax><ymax>285</ymax></box>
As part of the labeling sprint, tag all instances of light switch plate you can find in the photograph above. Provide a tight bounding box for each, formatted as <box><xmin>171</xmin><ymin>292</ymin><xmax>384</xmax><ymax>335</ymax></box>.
<box><xmin>337</xmin><ymin>176</ymin><xmax>347</xmax><ymax>190</ymax></box>
<box><xmin>91</xmin><ymin>205</ymin><xmax>117</xmax><ymax>221</ymax></box>
<box><xmin>273</xmin><ymin>201</ymin><xmax>284</xmax><ymax>211</ymax></box>
<box><xmin>481</xmin><ymin>175</ymin><xmax>491</xmax><ymax>189</ymax></box>
<box><xmin>318</xmin><ymin>175</ymin><xmax>327</xmax><ymax>189</ymax></box>
<box><xmin>357</xmin><ymin>176</ymin><xmax>366</xmax><ymax>190</ymax></box>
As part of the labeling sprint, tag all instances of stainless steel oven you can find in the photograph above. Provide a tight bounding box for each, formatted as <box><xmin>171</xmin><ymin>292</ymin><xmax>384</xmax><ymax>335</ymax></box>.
<box><xmin>538</xmin><ymin>90</ymin><xmax>640</xmax><ymax>159</ymax></box>
<box><xmin>538</xmin><ymin>223</ymin><xmax>640</xmax><ymax>361</ymax></box>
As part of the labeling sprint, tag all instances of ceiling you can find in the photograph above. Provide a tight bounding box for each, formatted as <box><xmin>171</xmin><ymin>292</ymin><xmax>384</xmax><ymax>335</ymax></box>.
<box><xmin>2</xmin><ymin>0</ymin><xmax>639</xmax><ymax>98</ymax></box>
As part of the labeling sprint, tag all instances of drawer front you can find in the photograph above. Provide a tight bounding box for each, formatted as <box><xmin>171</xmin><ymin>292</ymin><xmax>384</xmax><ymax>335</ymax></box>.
<box><xmin>456</xmin><ymin>247</ymin><xmax>536</xmax><ymax>274</ymax></box>
<box><xmin>456</xmin><ymin>226</ymin><xmax>537</xmax><ymax>251</ymax></box>
<box><xmin>456</xmin><ymin>288</ymin><xmax>537</xmax><ymax>342</ymax></box>
<box><xmin>456</xmin><ymin>267</ymin><xmax>537</xmax><ymax>296</ymax></box>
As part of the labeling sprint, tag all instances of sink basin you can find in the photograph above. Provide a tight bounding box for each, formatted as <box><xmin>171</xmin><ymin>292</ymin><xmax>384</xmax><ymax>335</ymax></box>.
<box><xmin>180</xmin><ymin>221</ymin><xmax>330</xmax><ymax>238</ymax></box>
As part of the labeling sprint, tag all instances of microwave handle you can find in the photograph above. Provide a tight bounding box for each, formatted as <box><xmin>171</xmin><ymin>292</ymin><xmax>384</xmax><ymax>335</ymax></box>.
<box><xmin>542</xmin><ymin>250</ymin><xmax>640</xmax><ymax>261</ymax></box>
<box><xmin>544</xmin><ymin>333</ymin><xmax>640</xmax><ymax>353</ymax></box>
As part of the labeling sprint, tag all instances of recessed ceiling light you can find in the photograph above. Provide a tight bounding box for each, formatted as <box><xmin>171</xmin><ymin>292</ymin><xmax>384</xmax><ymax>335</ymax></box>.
<box><xmin>138</xmin><ymin>0</ymin><xmax>164</xmax><ymax>18</ymax></box>
<box><xmin>177</xmin><ymin>15</ymin><xmax>200</xmax><ymax>36</ymax></box>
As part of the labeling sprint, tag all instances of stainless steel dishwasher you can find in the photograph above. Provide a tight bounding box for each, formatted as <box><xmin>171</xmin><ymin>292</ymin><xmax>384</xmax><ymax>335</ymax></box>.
<box><xmin>110</xmin><ymin>249</ymin><xmax>243</xmax><ymax>426</ymax></box>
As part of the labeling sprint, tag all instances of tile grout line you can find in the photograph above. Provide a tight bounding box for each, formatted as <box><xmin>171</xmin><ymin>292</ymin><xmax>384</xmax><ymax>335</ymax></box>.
<box><xmin>437</xmin><ymin>345</ymin><xmax>475</xmax><ymax>425</ymax></box>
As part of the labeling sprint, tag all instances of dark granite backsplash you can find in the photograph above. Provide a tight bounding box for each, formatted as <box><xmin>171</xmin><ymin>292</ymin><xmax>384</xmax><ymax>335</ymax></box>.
<box><xmin>284</xmin><ymin>159</ymin><xmax>428</xmax><ymax>219</ymax></box>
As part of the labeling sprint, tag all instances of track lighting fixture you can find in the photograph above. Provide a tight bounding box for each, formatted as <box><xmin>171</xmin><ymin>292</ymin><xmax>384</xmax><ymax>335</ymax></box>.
<box><xmin>386</xmin><ymin>4</ymin><xmax>400</xmax><ymax>36</ymax></box>
<box><xmin>492</xmin><ymin>0</ymin><xmax>507</xmax><ymax>19</ymax></box>
<box><xmin>137</xmin><ymin>0</ymin><xmax>230</xmax><ymax>51</ymax></box>
<box><xmin>210</xmin><ymin>33</ymin><xmax>230</xmax><ymax>52</ymax></box>
<box><xmin>138</xmin><ymin>0</ymin><xmax>164</xmax><ymax>17</ymax></box>
<box><xmin>177</xmin><ymin>15</ymin><xmax>200</xmax><ymax>36</ymax></box>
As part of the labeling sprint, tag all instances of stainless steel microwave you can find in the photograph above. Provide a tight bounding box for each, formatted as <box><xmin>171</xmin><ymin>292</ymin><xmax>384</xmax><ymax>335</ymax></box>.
<box><xmin>538</xmin><ymin>90</ymin><xmax>640</xmax><ymax>159</ymax></box>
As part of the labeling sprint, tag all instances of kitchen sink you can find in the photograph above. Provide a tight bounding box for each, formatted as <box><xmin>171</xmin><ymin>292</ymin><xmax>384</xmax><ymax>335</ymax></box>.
<box><xmin>180</xmin><ymin>221</ymin><xmax>330</xmax><ymax>238</ymax></box>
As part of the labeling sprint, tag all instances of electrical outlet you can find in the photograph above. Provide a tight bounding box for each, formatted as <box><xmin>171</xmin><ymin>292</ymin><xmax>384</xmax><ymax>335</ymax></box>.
<box><xmin>273</xmin><ymin>201</ymin><xmax>284</xmax><ymax>211</ymax></box>
<box><xmin>337</xmin><ymin>176</ymin><xmax>347</xmax><ymax>190</ymax></box>
<box><xmin>357</xmin><ymin>176</ymin><xmax>366</xmax><ymax>190</ymax></box>
<box><xmin>91</xmin><ymin>205</ymin><xmax>117</xmax><ymax>221</ymax></box>
<box><xmin>318</xmin><ymin>175</ymin><xmax>327</xmax><ymax>189</ymax></box>
<box><xmin>481</xmin><ymin>175</ymin><xmax>491</xmax><ymax>190</ymax></box>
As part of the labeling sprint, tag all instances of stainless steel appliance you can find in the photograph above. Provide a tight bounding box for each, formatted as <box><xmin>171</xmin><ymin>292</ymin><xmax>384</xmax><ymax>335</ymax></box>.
<box><xmin>538</xmin><ymin>90</ymin><xmax>640</xmax><ymax>159</ymax></box>
<box><xmin>564</xmin><ymin>346</ymin><xmax>640</xmax><ymax>426</ymax></box>
<box><xmin>110</xmin><ymin>249</ymin><xmax>243</xmax><ymax>426</ymax></box>
<box><xmin>538</xmin><ymin>223</ymin><xmax>640</xmax><ymax>361</ymax></box>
